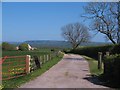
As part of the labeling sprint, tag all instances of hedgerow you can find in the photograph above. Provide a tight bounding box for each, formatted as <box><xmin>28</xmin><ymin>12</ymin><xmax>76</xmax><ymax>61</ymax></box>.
<box><xmin>104</xmin><ymin>54</ymin><xmax>120</xmax><ymax>85</ymax></box>
<box><xmin>69</xmin><ymin>44</ymin><xmax>120</xmax><ymax>59</ymax></box>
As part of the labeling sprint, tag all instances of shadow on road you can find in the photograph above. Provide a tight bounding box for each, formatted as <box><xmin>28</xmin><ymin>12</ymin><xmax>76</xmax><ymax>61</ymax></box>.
<box><xmin>64</xmin><ymin>57</ymin><xmax>85</xmax><ymax>61</ymax></box>
<box><xmin>83</xmin><ymin>74</ymin><xmax>110</xmax><ymax>88</ymax></box>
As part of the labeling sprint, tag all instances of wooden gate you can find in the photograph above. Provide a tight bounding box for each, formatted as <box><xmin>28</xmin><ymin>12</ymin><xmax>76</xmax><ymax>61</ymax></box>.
<box><xmin>0</xmin><ymin>55</ymin><xmax>30</xmax><ymax>80</ymax></box>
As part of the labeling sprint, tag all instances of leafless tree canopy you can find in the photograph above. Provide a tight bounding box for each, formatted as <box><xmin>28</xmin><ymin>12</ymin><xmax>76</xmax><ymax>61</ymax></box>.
<box><xmin>61</xmin><ymin>22</ymin><xmax>90</xmax><ymax>49</ymax></box>
<box><xmin>82</xmin><ymin>2</ymin><xmax>120</xmax><ymax>44</ymax></box>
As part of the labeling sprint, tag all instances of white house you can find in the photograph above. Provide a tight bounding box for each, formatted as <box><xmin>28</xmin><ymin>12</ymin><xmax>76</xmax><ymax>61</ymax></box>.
<box><xmin>28</xmin><ymin>44</ymin><xmax>32</xmax><ymax>50</ymax></box>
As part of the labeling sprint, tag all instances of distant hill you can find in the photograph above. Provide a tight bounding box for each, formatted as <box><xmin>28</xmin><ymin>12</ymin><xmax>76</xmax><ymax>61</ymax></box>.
<box><xmin>24</xmin><ymin>40</ymin><xmax>111</xmax><ymax>48</ymax></box>
<box><xmin>7</xmin><ymin>40</ymin><xmax>111</xmax><ymax>48</ymax></box>
<box><xmin>24</xmin><ymin>40</ymin><xmax>72</xmax><ymax>48</ymax></box>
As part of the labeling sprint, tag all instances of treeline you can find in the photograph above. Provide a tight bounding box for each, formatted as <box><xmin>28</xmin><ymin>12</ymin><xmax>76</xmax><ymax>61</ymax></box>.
<box><xmin>1</xmin><ymin>42</ymin><xmax>33</xmax><ymax>51</ymax></box>
<box><xmin>2</xmin><ymin>42</ymin><xmax>16</xmax><ymax>51</ymax></box>
<box><xmin>1</xmin><ymin>42</ymin><xmax>68</xmax><ymax>52</ymax></box>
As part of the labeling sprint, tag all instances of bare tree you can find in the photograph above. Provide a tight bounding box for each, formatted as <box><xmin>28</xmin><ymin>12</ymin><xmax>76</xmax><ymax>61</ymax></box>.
<box><xmin>82</xmin><ymin>2</ymin><xmax>120</xmax><ymax>44</ymax></box>
<box><xmin>61</xmin><ymin>22</ymin><xmax>90</xmax><ymax>49</ymax></box>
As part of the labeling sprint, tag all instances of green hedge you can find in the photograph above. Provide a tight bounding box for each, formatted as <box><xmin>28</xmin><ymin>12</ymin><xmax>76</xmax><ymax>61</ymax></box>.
<box><xmin>69</xmin><ymin>45</ymin><xmax>111</xmax><ymax>59</ymax></box>
<box><xmin>109</xmin><ymin>44</ymin><xmax>120</xmax><ymax>54</ymax></box>
<box><xmin>69</xmin><ymin>44</ymin><xmax>120</xmax><ymax>59</ymax></box>
<box><xmin>104</xmin><ymin>54</ymin><xmax>120</xmax><ymax>84</ymax></box>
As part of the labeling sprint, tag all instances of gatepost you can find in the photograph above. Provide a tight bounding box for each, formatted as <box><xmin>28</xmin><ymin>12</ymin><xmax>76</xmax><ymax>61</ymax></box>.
<box><xmin>26</xmin><ymin>55</ymin><xmax>31</xmax><ymax>74</ymax></box>
<box><xmin>98</xmin><ymin>52</ymin><xmax>102</xmax><ymax>70</ymax></box>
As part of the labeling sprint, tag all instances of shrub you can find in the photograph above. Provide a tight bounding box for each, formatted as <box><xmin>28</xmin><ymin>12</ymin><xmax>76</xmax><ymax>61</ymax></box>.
<box><xmin>109</xmin><ymin>44</ymin><xmax>120</xmax><ymax>54</ymax></box>
<box><xmin>51</xmin><ymin>49</ymin><xmax>55</xmax><ymax>52</ymax></box>
<box><xmin>2</xmin><ymin>42</ymin><xmax>16</xmax><ymax>51</ymax></box>
<box><xmin>19</xmin><ymin>43</ymin><xmax>29</xmax><ymax>51</ymax></box>
<box><xmin>104</xmin><ymin>54</ymin><xmax>120</xmax><ymax>84</ymax></box>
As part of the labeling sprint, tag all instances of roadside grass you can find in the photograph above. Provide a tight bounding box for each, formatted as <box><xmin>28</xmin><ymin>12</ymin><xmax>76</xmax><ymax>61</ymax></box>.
<box><xmin>2</xmin><ymin>54</ymin><xmax>64</xmax><ymax>89</ymax></box>
<box><xmin>82</xmin><ymin>55</ymin><xmax>103</xmax><ymax>76</ymax></box>
<box><xmin>82</xmin><ymin>55</ymin><xmax>120</xmax><ymax>88</ymax></box>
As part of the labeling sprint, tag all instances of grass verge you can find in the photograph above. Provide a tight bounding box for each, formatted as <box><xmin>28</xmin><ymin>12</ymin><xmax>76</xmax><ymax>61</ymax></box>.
<box><xmin>2</xmin><ymin>54</ymin><xmax>64</xmax><ymax>89</ymax></box>
<box><xmin>83</xmin><ymin>55</ymin><xmax>120</xmax><ymax>88</ymax></box>
<box><xmin>82</xmin><ymin>55</ymin><xmax>103</xmax><ymax>76</ymax></box>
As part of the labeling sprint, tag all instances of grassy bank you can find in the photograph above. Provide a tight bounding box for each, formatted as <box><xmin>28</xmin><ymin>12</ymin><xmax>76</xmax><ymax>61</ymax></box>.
<box><xmin>82</xmin><ymin>55</ymin><xmax>103</xmax><ymax>76</ymax></box>
<box><xmin>83</xmin><ymin>55</ymin><xmax>120</xmax><ymax>88</ymax></box>
<box><xmin>2</xmin><ymin>54</ymin><xmax>64</xmax><ymax>89</ymax></box>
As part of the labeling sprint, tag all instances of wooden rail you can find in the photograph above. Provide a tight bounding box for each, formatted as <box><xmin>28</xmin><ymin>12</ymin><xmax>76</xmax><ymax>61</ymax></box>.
<box><xmin>1</xmin><ymin>55</ymin><xmax>30</xmax><ymax>80</ymax></box>
<box><xmin>1</xmin><ymin>51</ymin><xmax>60</xmax><ymax>80</ymax></box>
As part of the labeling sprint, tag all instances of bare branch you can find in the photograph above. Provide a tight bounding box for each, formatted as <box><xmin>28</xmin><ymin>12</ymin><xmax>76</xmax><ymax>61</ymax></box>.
<box><xmin>82</xmin><ymin>2</ymin><xmax>119</xmax><ymax>44</ymax></box>
<box><xmin>61</xmin><ymin>22</ymin><xmax>90</xmax><ymax>49</ymax></box>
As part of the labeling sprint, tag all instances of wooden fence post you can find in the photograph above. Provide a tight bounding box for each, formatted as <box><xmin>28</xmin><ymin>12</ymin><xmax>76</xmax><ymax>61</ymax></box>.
<box><xmin>44</xmin><ymin>55</ymin><xmax>46</xmax><ymax>63</ymax></box>
<box><xmin>47</xmin><ymin>55</ymin><xmax>49</xmax><ymax>61</ymax></box>
<box><xmin>98</xmin><ymin>52</ymin><xmax>102</xmax><ymax>70</ymax></box>
<box><xmin>49</xmin><ymin>54</ymin><xmax>51</xmax><ymax>60</ymax></box>
<box><xmin>40</xmin><ymin>56</ymin><xmax>42</xmax><ymax>65</ymax></box>
<box><xmin>103</xmin><ymin>52</ymin><xmax>110</xmax><ymax>74</ymax></box>
<box><xmin>26</xmin><ymin>55</ymin><xmax>30</xmax><ymax>74</ymax></box>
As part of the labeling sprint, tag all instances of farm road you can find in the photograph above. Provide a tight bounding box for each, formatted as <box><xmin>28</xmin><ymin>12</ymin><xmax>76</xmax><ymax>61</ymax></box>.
<box><xmin>20</xmin><ymin>54</ymin><xmax>108</xmax><ymax>88</ymax></box>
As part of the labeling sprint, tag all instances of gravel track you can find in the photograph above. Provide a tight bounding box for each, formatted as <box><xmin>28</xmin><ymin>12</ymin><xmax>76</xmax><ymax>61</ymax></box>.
<box><xmin>20</xmin><ymin>54</ymin><xmax>108</xmax><ymax>88</ymax></box>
